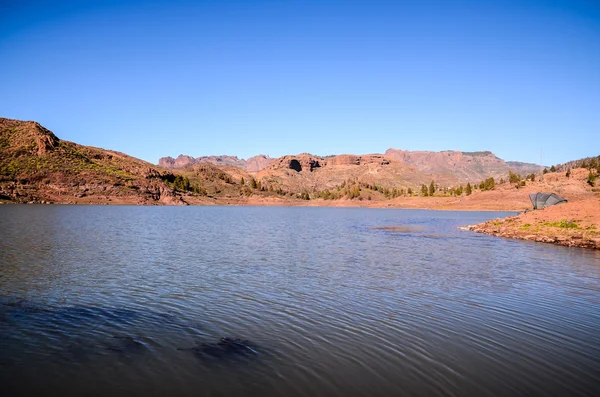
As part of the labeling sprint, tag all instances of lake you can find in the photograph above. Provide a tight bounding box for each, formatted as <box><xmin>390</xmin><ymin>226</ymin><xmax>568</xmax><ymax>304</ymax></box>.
<box><xmin>1</xmin><ymin>205</ymin><xmax>599</xmax><ymax>396</ymax></box>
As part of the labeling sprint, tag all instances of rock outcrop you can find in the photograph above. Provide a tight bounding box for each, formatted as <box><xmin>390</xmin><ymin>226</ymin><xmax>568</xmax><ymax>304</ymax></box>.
<box><xmin>159</xmin><ymin>155</ymin><xmax>197</xmax><ymax>169</ymax></box>
<box><xmin>327</xmin><ymin>154</ymin><xmax>390</xmax><ymax>167</ymax></box>
<box><xmin>268</xmin><ymin>154</ymin><xmax>323</xmax><ymax>172</ymax></box>
<box><xmin>245</xmin><ymin>155</ymin><xmax>272</xmax><ymax>172</ymax></box>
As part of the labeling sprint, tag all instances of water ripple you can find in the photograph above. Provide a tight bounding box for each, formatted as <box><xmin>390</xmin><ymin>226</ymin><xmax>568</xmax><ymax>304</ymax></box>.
<box><xmin>1</xmin><ymin>205</ymin><xmax>599</xmax><ymax>396</ymax></box>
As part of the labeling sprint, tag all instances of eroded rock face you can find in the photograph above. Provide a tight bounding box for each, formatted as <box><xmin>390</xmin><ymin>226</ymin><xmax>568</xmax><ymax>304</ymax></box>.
<box><xmin>159</xmin><ymin>154</ymin><xmax>272</xmax><ymax>172</ymax></box>
<box><xmin>159</xmin><ymin>155</ymin><xmax>197</xmax><ymax>169</ymax></box>
<box><xmin>34</xmin><ymin>128</ymin><xmax>59</xmax><ymax>155</ymax></box>
<box><xmin>246</xmin><ymin>155</ymin><xmax>272</xmax><ymax>172</ymax></box>
<box><xmin>193</xmin><ymin>155</ymin><xmax>247</xmax><ymax>169</ymax></box>
<box><xmin>327</xmin><ymin>154</ymin><xmax>390</xmax><ymax>166</ymax></box>
<box><xmin>327</xmin><ymin>154</ymin><xmax>360</xmax><ymax>166</ymax></box>
<box><xmin>269</xmin><ymin>154</ymin><xmax>323</xmax><ymax>172</ymax></box>
<box><xmin>158</xmin><ymin>156</ymin><xmax>176</xmax><ymax>168</ymax></box>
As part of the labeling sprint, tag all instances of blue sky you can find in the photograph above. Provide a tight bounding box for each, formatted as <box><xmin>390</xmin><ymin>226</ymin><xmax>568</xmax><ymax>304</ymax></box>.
<box><xmin>1</xmin><ymin>0</ymin><xmax>598</xmax><ymax>165</ymax></box>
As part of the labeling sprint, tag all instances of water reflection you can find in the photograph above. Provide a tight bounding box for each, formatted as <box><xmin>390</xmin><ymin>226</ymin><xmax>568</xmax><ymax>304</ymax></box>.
<box><xmin>1</xmin><ymin>205</ymin><xmax>599</xmax><ymax>397</ymax></box>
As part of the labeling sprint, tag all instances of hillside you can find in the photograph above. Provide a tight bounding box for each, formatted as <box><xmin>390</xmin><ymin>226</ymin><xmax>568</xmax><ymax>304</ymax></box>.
<box><xmin>0</xmin><ymin>118</ymin><xmax>189</xmax><ymax>204</ymax></box>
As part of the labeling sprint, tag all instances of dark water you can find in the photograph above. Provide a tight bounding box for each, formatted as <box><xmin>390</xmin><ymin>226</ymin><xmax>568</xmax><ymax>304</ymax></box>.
<box><xmin>1</xmin><ymin>205</ymin><xmax>599</xmax><ymax>397</ymax></box>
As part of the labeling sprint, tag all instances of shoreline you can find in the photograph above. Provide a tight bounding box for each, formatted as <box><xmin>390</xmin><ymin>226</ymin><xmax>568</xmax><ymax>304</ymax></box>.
<box><xmin>466</xmin><ymin>197</ymin><xmax>600</xmax><ymax>250</ymax></box>
<box><xmin>0</xmin><ymin>198</ymin><xmax>524</xmax><ymax>213</ymax></box>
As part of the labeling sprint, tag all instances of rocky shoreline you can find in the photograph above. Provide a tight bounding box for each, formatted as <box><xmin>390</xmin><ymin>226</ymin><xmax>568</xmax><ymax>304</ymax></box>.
<box><xmin>464</xmin><ymin>197</ymin><xmax>600</xmax><ymax>250</ymax></box>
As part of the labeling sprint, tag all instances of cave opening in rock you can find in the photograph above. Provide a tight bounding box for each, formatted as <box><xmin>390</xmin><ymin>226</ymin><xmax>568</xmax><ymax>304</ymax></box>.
<box><xmin>289</xmin><ymin>159</ymin><xmax>302</xmax><ymax>172</ymax></box>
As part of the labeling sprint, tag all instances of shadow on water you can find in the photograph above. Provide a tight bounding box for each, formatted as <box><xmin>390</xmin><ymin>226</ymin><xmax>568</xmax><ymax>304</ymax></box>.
<box><xmin>0</xmin><ymin>299</ymin><xmax>261</xmax><ymax>365</ymax></box>
<box><xmin>179</xmin><ymin>337</ymin><xmax>259</xmax><ymax>361</ymax></box>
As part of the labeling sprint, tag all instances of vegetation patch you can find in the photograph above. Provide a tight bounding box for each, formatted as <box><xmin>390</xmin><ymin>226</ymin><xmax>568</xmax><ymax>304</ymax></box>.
<box><xmin>542</xmin><ymin>219</ymin><xmax>580</xmax><ymax>229</ymax></box>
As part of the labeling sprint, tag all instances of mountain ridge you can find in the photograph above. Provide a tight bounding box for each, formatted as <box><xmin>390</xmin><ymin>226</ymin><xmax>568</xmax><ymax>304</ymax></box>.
<box><xmin>1</xmin><ymin>117</ymin><xmax>563</xmax><ymax>206</ymax></box>
<box><xmin>159</xmin><ymin>149</ymin><xmax>541</xmax><ymax>183</ymax></box>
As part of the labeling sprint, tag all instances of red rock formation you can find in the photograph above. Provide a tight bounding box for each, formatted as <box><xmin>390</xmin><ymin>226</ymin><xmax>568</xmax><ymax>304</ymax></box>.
<box><xmin>246</xmin><ymin>155</ymin><xmax>272</xmax><ymax>172</ymax></box>
<box><xmin>158</xmin><ymin>155</ymin><xmax>197</xmax><ymax>169</ymax></box>
<box><xmin>159</xmin><ymin>154</ymin><xmax>271</xmax><ymax>172</ymax></box>
<box><xmin>268</xmin><ymin>154</ymin><xmax>323</xmax><ymax>172</ymax></box>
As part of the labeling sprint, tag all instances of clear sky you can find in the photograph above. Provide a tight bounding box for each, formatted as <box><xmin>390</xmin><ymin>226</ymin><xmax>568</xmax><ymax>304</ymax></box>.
<box><xmin>1</xmin><ymin>0</ymin><xmax>598</xmax><ymax>166</ymax></box>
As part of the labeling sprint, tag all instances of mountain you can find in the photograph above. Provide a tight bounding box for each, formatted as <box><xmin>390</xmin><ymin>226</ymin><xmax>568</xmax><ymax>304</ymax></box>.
<box><xmin>162</xmin><ymin>149</ymin><xmax>541</xmax><ymax>185</ymax></box>
<box><xmin>159</xmin><ymin>154</ymin><xmax>272</xmax><ymax>172</ymax></box>
<box><xmin>383</xmin><ymin>149</ymin><xmax>541</xmax><ymax>181</ymax></box>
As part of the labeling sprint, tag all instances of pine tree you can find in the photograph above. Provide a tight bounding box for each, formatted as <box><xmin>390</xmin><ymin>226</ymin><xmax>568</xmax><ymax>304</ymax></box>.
<box><xmin>508</xmin><ymin>171</ymin><xmax>521</xmax><ymax>183</ymax></box>
<box><xmin>466</xmin><ymin>183</ymin><xmax>472</xmax><ymax>196</ymax></box>
<box><xmin>240</xmin><ymin>177</ymin><xmax>245</xmax><ymax>185</ymax></box>
<box><xmin>429</xmin><ymin>181</ymin><xmax>435</xmax><ymax>196</ymax></box>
